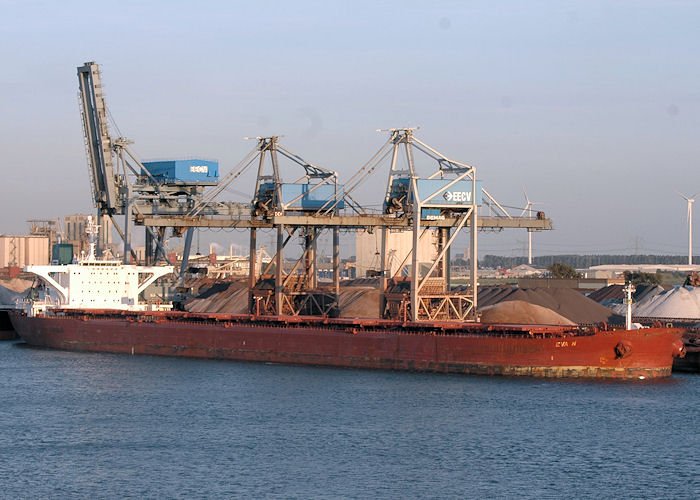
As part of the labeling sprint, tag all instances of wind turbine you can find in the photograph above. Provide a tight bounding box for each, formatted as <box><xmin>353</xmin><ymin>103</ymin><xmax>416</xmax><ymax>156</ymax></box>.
<box><xmin>678</xmin><ymin>192</ymin><xmax>697</xmax><ymax>265</ymax></box>
<box><xmin>520</xmin><ymin>186</ymin><xmax>545</xmax><ymax>265</ymax></box>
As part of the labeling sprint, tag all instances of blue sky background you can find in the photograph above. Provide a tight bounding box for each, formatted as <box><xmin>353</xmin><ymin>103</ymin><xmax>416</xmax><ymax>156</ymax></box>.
<box><xmin>1</xmin><ymin>0</ymin><xmax>699</xmax><ymax>258</ymax></box>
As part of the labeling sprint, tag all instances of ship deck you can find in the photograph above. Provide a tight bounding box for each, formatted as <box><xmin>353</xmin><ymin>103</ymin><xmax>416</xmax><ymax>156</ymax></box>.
<box><xmin>44</xmin><ymin>308</ymin><xmax>606</xmax><ymax>339</ymax></box>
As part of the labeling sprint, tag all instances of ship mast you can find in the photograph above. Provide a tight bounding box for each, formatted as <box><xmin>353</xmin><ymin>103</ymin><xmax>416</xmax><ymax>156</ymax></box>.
<box><xmin>623</xmin><ymin>282</ymin><xmax>635</xmax><ymax>330</ymax></box>
<box><xmin>86</xmin><ymin>215</ymin><xmax>99</xmax><ymax>261</ymax></box>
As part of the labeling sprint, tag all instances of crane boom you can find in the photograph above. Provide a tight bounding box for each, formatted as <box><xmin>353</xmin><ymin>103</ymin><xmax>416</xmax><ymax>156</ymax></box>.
<box><xmin>77</xmin><ymin>62</ymin><xmax>120</xmax><ymax>214</ymax></box>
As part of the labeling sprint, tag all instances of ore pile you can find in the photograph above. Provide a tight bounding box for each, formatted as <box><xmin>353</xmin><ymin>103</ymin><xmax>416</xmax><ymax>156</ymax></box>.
<box><xmin>184</xmin><ymin>278</ymin><xmax>383</xmax><ymax>318</ymax></box>
<box><xmin>0</xmin><ymin>278</ymin><xmax>32</xmax><ymax>305</ymax></box>
<box><xmin>628</xmin><ymin>271</ymin><xmax>700</xmax><ymax>321</ymax></box>
<box><xmin>185</xmin><ymin>278</ymin><xmax>249</xmax><ymax>314</ymax></box>
<box><xmin>479</xmin><ymin>300</ymin><xmax>575</xmax><ymax>325</ymax></box>
<box><xmin>337</xmin><ymin>287</ymin><xmax>381</xmax><ymax>318</ymax></box>
<box><xmin>184</xmin><ymin>277</ymin><xmax>622</xmax><ymax>325</ymax></box>
<box><xmin>477</xmin><ymin>286</ymin><xmax>624</xmax><ymax>325</ymax></box>
<box><xmin>632</xmin><ymin>287</ymin><xmax>700</xmax><ymax>319</ymax></box>
<box><xmin>590</xmin><ymin>284</ymin><xmax>700</xmax><ymax>320</ymax></box>
<box><xmin>587</xmin><ymin>284</ymin><xmax>666</xmax><ymax>315</ymax></box>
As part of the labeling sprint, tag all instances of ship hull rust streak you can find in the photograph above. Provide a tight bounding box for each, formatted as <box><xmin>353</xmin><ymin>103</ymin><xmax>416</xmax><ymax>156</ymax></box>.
<box><xmin>10</xmin><ymin>310</ymin><xmax>684</xmax><ymax>379</ymax></box>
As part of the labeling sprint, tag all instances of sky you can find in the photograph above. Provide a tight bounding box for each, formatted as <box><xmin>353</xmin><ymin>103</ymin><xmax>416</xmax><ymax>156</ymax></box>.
<box><xmin>1</xmin><ymin>0</ymin><xmax>699</xmax><ymax>259</ymax></box>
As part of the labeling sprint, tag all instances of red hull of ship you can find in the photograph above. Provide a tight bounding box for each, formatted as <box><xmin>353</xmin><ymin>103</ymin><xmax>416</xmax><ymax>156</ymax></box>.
<box><xmin>10</xmin><ymin>310</ymin><xmax>685</xmax><ymax>379</ymax></box>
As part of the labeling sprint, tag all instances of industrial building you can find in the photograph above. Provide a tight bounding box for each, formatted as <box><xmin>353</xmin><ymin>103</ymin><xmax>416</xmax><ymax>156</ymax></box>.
<box><xmin>0</xmin><ymin>235</ymin><xmax>49</xmax><ymax>268</ymax></box>
<box><xmin>355</xmin><ymin>229</ymin><xmax>441</xmax><ymax>278</ymax></box>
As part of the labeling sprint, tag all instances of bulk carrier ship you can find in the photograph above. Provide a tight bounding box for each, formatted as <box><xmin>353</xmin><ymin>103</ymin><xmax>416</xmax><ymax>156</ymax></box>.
<box><xmin>10</xmin><ymin>224</ymin><xmax>686</xmax><ymax>379</ymax></box>
<box><xmin>9</xmin><ymin>62</ymin><xmax>686</xmax><ymax>378</ymax></box>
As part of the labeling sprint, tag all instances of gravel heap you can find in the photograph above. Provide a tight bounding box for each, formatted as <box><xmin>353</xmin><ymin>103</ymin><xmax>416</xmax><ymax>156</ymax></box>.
<box><xmin>185</xmin><ymin>279</ymin><xmax>249</xmax><ymax>314</ymax></box>
<box><xmin>183</xmin><ymin>279</ymin><xmax>624</xmax><ymax>325</ymax></box>
<box><xmin>0</xmin><ymin>279</ymin><xmax>32</xmax><ymax>306</ymax></box>
<box><xmin>590</xmin><ymin>283</ymin><xmax>700</xmax><ymax>320</ymax></box>
<box><xmin>588</xmin><ymin>284</ymin><xmax>665</xmax><ymax>314</ymax></box>
<box><xmin>632</xmin><ymin>286</ymin><xmax>700</xmax><ymax>319</ymax></box>
<box><xmin>185</xmin><ymin>279</ymin><xmax>382</xmax><ymax>318</ymax></box>
<box><xmin>338</xmin><ymin>287</ymin><xmax>381</xmax><ymax>318</ymax></box>
<box><xmin>478</xmin><ymin>285</ymin><xmax>623</xmax><ymax>325</ymax></box>
<box><xmin>479</xmin><ymin>300</ymin><xmax>575</xmax><ymax>325</ymax></box>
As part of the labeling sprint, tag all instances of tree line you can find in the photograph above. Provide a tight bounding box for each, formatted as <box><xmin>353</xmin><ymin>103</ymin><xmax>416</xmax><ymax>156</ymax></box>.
<box><xmin>476</xmin><ymin>254</ymin><xmax>697</xmax><ymax>269</ymax></box>
<box><xmin>545</xmin><ymin>263</ymin><xmax>663</xmax><ymax>285</ymax></box>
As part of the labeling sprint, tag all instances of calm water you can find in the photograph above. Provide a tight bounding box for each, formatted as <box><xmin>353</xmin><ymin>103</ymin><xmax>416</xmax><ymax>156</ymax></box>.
<box><xmin>1</xmin><ymin>340</ymin><xmax>698</xmax><ymax>499</ymax></box>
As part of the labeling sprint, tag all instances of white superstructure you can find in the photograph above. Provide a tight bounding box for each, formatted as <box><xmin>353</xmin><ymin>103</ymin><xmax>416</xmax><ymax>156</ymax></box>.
<box><xmin>22</xmin><ymin>216</ymin><xmax>173</xmax><ymax>316</ymax></box>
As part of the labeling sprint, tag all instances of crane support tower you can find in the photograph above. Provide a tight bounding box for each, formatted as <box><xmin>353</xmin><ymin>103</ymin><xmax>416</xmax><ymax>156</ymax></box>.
<box><xmin>245</xmin><ymin>136</ymin><xmax>347</xmax><ymax>317</ymax></box>
<box><xmin>379</xmin><ymin>128</ymin><xmax>479</xmax><ymax>321</ymax></box>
